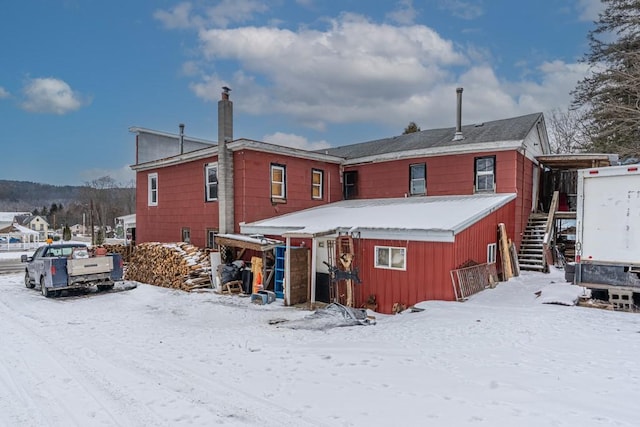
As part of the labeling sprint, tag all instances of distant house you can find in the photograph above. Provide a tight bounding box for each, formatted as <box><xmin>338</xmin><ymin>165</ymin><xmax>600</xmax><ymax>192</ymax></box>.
<box><xmin>130</xmin><ymin>88</ymin><xmax>551</xmax><ymax>313</ymax></box>
<box><xmin>14</xmin><ymin>214</ymin><xmax>49</xmax><ymax>240</ymax></box>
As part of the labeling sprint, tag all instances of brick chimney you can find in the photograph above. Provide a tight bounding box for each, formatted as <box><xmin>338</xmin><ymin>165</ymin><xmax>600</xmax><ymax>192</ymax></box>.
<box><xmin>452</xmin><ymin>87</ymin><xmax>464</xmax><ymax>141</ymax></box>
<box><xmin>218</xmin><ymin>87</ymin><xmax>234</xmax><ymax>234</ymax></box>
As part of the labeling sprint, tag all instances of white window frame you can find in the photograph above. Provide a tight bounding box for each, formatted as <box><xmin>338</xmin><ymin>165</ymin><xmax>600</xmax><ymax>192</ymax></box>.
<box><xmin>410</xmin><ymin>163</ymin><xmax>426</xmax><ymax>195</ymax></box>
<box><xmin>205</xmin><ymin>162</ymin><xmax>218</xmax><ymax>202</ymax></box>
<box><xmin>487</xmin><ymin>243</ymin><xmax>497</xmax><ymax>264</ymax></box>
<box><xmin>271</xmin><ymin>164</ymin><xmax>286</xmax><ymax>200</ymax></box>
<box><xmin>181</xmin><ymin>227</ymin><xmax>190</xmax><ymax>243</ymax></box>
<box><xmin>148</xmin><ymin>173</ymin><xmax>158</xmax><ymax>206</ymax></box>
<box><xmin>475</xmin><ymin>156</ymin><xmax>495</xmax><ymax>193</ymax></box>
<box><xmin>374</xmin><ymin>246</ymin><xmax>407</xmax><ymax>270</ymax></box>
<box><xmin>206</xmin><ymin>229</ymin><xmax>218</xmax><ymax>249</ymax></box>
<box><xmin>312</xmin><ymin>169</ymin><xmax>323</xmax><ymax>200</ymax></box>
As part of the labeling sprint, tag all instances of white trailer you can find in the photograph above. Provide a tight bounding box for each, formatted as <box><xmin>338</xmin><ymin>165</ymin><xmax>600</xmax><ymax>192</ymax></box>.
<box><xmin>575</xmin><ymin>164</ymin><xmax>640</xmax><ymax>308</ymax></box>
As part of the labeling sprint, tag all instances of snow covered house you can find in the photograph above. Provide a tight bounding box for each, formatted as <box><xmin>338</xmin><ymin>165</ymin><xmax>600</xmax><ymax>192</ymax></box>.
<box><xmin>130</xmin><ymin>88</ymin><xmax>551</xmax><ymax>313</ymax></box>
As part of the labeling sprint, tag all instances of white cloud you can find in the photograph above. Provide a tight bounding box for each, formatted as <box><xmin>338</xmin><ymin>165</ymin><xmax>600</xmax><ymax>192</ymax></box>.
<box><xmin>387</xmin><ymin>0</ymin><xmax>418</xmax><ymax>25</ymax></box>
<box><xmin>21</xmin><ymin>77</ymin><xmax>86</xmax><ymax>115</ymax></box>
<box><xmin>263</xmin><ymin>132</ymin><xmax>331</xmax><ymax>151</ymax></box>
<box><xmin>154</xmin><ymin>0</ymin><xmax>268</xmax><ymax>30</ymax></box>
<box><xmin>438</xmin><ymin>0</ymin><xmax>485</xmax><ymax>20</ymax></box>
<box><xmin>154</xmin><ymin>2</ymin><xmax>197</xmax><ymax>29</ymax></box>
<box><xmin>0</xmin><ymin>86</ymin><xmax>9</xmax><ymax>98</ymax></box>
<box><xmin>161</xmin><ymin>6</ymin><xmax>590</xmax><ymax>137</ymax></box>
<box><xmin>194</xmin><ymin>14</ymin><xmax>466</xmax><ymax>128</ymax></box>
<box><xmin>576</xmin><ymin>0</ymin><xmax>604</xmax><ymax>22</ymax></box>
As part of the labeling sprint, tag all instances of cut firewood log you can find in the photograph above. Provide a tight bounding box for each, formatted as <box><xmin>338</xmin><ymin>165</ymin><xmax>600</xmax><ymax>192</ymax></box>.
<box><xmin>124</xmin><ymin>242</ymin><xmax>212</xmax><ymax>291</ymax></box>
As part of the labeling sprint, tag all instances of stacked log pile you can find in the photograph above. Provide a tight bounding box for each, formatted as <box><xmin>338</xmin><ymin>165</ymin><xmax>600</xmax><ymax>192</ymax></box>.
<box><xmin>102</xmin><ymin>244</ymin><xmax>134</xmax><ymax>263</ymax></box>
<box><xmin>125</xmin><ymin>242</ymin><xmax>212</xmax><ymax>291</ymax></box>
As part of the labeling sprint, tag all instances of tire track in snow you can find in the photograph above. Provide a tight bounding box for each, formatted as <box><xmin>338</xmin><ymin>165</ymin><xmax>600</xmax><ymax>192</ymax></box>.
<box><xmin>0</xmin><ymin>293</ymin><xmax>167</xmax><ymax>426</ymax></box>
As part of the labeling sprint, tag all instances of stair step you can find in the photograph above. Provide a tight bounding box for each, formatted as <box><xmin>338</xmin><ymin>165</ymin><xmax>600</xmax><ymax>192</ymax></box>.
<box><xmin>520</xmin><ymin>264</ymin><xmax>546</xmax><ymax>271</ymax></box>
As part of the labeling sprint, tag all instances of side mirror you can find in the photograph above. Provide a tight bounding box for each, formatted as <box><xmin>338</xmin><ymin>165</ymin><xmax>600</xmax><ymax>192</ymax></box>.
<box><xmin>20</xmin><ymin>255</ymin><xmax>28</xmax><ymax>263</ymax></box>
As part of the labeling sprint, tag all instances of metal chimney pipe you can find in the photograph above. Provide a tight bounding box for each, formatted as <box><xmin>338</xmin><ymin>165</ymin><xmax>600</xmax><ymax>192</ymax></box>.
<box><xmin>453</xmin><ymin>87</ymin><xmax>464</xmax><ymax>141</ymax></box>
<box><xmin>179</xmin><ymin>123</ymin><xmax>185</xmax><ymax>154</ymax></box>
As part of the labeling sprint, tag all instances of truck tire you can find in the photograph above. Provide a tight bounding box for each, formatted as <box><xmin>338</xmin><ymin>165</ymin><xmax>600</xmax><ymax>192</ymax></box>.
<box><xmin>25</xmin><ymin>272</ymin><xmax>35</xmax><ymax>289</ymax></box>
<box><xmin>98</xmin><ymin>283</ymin><xmax>114</xmax><ymax>292</ymax></box>
<box><xmin>40</xmin><ymin>277</ymin><xmax>51</xmax><ymax>298</ymax></box>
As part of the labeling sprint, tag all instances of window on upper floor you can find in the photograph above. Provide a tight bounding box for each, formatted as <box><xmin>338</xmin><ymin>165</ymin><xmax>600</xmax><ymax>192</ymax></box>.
<box><xmin>205</xmin><ymin>162</ymin><xmax>218</xmax><ymax>202</ymax></box>
<box><xmin>312</xmin><ymin>169</ymin><xmax>324</xmax><ymax>200</ymax></box>
<box><xmin>343</xmin><ymin>171</ymin><xmax>358</xmax><ymax>200</ymax></box>
<box><xmin>474</xmin><ymin>156</ymin><xmax>495</xmax><ymax>193</ymax></box>
<box><xmin>409</xmin><ymin>163</ymin><xmax>426</xmax><ymax>195</ymax></box>
<box><xmin>271</xmin><ymin>164</ymin><xmax>286</xmax><ymax>201</ymax></box>
<box><xmin>148</xmin><ymin>173</ymin><xmax>158</xmax><ymax>206</ymax></box>
<box><xmin>375</xmin><ymin>246</ymin><xmax>406</xmax><ymax>270</ymax></box>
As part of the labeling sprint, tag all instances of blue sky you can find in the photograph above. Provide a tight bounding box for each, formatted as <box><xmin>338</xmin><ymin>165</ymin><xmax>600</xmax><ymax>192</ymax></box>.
<box><xmin>0</xmin><ymin>0</ymin><xmax>602</xmax><ymax>186</ymax></box>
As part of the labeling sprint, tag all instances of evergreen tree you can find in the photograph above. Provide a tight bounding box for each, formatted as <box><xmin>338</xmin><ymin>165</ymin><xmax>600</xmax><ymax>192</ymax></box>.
<box><xmin>403</xmin><ymin>121</ymin><xmax>421</xmax><ymax>134</ymax></box>
<box><xmin>63</xmin><ymin>225</ymin><xmax>71</xmax><ymax>241</ymax></box>
<box><xmin>572</xmin><ymin>0</ymin><xmax>640</xmax><ymax>158</ymax></box>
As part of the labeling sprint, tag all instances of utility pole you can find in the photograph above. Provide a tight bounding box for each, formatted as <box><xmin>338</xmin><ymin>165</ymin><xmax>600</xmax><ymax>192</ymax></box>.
<box><xmin>90</xmin><ymin>199</ymin><xmax>95</xmax><ymax>246</ymax></box>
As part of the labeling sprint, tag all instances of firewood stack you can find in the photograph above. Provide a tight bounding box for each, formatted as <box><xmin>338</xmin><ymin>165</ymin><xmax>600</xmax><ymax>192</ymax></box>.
<box><xmin>102</xmin><ymin>244</ymin><xmax>134</xmax><ymax>263</ymax></box>
<box><xmin>125</xmin><ymin>242</ymin><xmax>212</xmax><ymax>291</ymax></box>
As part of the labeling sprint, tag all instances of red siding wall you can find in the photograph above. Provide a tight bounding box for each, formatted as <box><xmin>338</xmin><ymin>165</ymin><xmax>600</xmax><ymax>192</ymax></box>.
<box><xmin>233</xmin><ymin>150</ymin><xmax>342</xmax><ymax>229</ymax></box>
<box><xmin>136</xmin><ymin>151</ymin><xmax>343</xmax><ymax>243</ymax></box>
<box><xmin>347</xmin><ymin>150</ymin><xmax>518</xmax><ymax>198</ymax></box>
<box><xmin>353</xmin><ymin>199</ymin><xmax>516</xmax><ymax>314</ymax></box>
<box><xmin>136</xmin><ymin>159</ymin><xmax>219</xmax><ymax>247</ymax></box>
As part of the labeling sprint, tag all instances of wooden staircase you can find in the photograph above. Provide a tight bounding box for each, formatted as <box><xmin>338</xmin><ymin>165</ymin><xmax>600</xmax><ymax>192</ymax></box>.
<box><xmin>518</xmin><ymin>191</ymin><xmax>559</xmax><ymax>273</ymax></box>
<box><xmin>518</xmin><ymin>214</ymin><xmax>548</xmax><ymax>272</ymax></box>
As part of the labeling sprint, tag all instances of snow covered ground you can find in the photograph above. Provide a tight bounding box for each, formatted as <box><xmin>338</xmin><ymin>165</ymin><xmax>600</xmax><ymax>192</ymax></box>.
<box><xmin>1</xmin><ymin>254</ymin><xmax>639</xmax><ymax>426</ymax></box>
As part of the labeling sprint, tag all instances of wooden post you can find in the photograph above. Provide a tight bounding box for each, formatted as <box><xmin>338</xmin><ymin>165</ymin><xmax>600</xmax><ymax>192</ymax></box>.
<box><xmin>498</xmin><ymin>223</ymin><xmax>512</xmax><ymax>280</ymax></box>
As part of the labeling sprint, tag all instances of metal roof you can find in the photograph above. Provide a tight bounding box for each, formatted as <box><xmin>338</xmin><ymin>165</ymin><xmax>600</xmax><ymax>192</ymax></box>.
<box><xmin>240</xmin><ymin>193</ymin><xmax>517</xmax><ymax>242</ymax></box>
<box><xmin>317</xmin><ymin>113</ymin><xmax>544</xmax><ymax>160</ymax></box>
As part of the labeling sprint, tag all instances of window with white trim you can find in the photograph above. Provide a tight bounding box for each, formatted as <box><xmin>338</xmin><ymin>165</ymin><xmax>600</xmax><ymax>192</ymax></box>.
<box><xmin>410</xmin><ymin>163</ymin><xmax>426</xmax><ymax>195</ymax></box>
<box><xmin>475</xmin><ymin>156</ymin><xmax>495</xmax><ymax>192</ymax></box>
<box><xmin>375</xmin><ymin>246</ymin><xmax>406</xmax><ymax>270</ymax></box>
<box><xmin>205</xmin><ymin>162</ymin><xmax>218</xmax><ymax>201</ymax></box>
<box><xmin>206</xmin><ymin>229</ymin><xmax>218</xmax><ymax>249</ymax></box>
<box><xmin>487</xmin><ymin>243</ymin><xmax>497</xmax><ymax>264</ymax></box>
<box><xmin>181</xmin><ymin>227</ymin><xmax>190</xmax><ymax>243</ymax></box>
<box><xmin>312</xmin><ymin>169</ymin><xmax>323</xmax><ymax>200</ymax></box>
<box><xmin>271</xmin><ymin>164</ymin><xmax>286</xmax><ymax>200</ymax></box>
<box><xmin>148</xmin><ymin>173</ymin><xmax>158</xmax><ymax>206</ymax></box>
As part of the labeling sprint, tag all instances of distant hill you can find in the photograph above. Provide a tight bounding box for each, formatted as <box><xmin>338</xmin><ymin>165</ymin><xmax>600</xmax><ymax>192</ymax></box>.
<box><xmin>0</xmin><ymin>181</ymin><xmax>135</xmax><ymax>230</ymax></box>
<box><xmin>0</xmin><ymin>180</ymin><xmax>85</xmax><ymax>211</ymax></box>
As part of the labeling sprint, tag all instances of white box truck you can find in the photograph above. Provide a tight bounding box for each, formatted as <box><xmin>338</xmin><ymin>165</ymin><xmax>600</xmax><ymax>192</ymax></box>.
<box><xmin>575</xmin><ymin>164</ymin><xmax>640</xmax><ymax>303</ymax></box>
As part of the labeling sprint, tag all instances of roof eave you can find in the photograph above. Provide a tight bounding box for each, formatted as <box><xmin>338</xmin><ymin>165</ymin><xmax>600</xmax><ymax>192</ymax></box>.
<box><xmin>342</xmin><ymin>140</ymin><xmax>523</xmax><ymax>165</ymax></box>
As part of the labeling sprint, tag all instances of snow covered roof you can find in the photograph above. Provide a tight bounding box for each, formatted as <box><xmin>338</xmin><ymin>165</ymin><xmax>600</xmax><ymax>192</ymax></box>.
<box><xmin>0</xmin><ymin>223</ymin><xmax>39</xmax><ymax>235</ymax></box>
<box><xmin>0</xmin><ymin>212</ymin><xmax>30</xmax><ymax>222</ymax></box>
<box><xmin>241</xmin><ymin>193</ymin><xmax>516</xmax><ymax>242</ymax></box>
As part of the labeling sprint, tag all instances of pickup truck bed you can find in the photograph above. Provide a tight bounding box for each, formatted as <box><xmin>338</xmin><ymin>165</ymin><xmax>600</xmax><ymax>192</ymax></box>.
<box><xmin>22</xmin><ymin>243</ymin><xmax>124</xmax><ymax>297</ymax></box>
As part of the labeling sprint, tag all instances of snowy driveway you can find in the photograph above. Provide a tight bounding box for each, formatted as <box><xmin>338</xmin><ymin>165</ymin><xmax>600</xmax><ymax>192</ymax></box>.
<box><xmin>1</xmin><ymin>268</ymin><xmax>639</xmax><ymax>426</ymax></box>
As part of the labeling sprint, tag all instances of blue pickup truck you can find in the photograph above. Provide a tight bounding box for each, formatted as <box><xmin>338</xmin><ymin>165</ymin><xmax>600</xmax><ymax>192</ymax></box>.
<box><xmin>22</xmin><ymin>243</ymin><xmax>124</xmax><ymax>297</ymax></box>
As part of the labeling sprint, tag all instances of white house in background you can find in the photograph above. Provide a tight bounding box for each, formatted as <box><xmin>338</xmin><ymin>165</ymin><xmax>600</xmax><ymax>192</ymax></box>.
<box><xmin>0</xmin><ymin>222</ymin><xmax>41</xmax><ymax>251</ymax></box>
<box><xmin>69</xmin><ymin>224</ymin><xmax>85</xmax><ymax>235</ymax></box>
<box><xmin>14</xmin><ymin>214</ymin><xmax>50</xmax><ymax>240</ymax></box>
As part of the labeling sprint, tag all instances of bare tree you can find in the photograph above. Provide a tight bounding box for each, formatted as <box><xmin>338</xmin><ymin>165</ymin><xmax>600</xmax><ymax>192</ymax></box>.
<box><xmin>546</xmin><ymin>108</ymin><xmax>591</xmax><ymax>154</ymax></box>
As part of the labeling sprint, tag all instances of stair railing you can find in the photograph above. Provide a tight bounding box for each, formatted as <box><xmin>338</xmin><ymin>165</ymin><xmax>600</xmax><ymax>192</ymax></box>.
<box><xmin>542</xmin><ymin>191</ymin><xmax>560</xmax><ymax>271</ymax></box>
